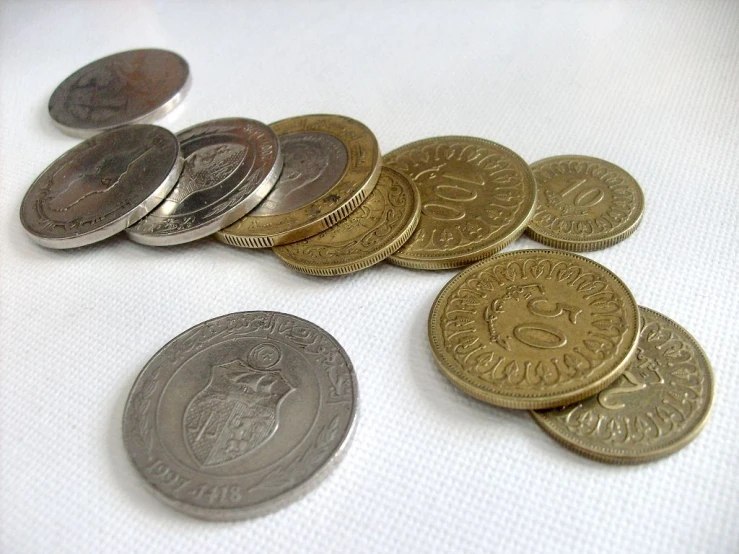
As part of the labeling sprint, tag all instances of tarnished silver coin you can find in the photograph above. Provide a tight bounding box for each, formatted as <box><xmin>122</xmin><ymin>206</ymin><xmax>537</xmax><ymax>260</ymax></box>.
<box><xmin>127</xmin><ymin>118</ymin><xmax>282</xmax><ymax>246</ymax></box>
<box><xmin>20</xmin><ymin>124</ymin><xmax>183</xmax><ymax>249</ymax></box>
<box><xmin>48</xmin><ymin>49</ymin><xmax>191</xmax><ymax>138</ymax></box>
<box><xmin>122</xmin><ymin>311</ymin><xmax>358</xmax><ymax>520</ymax></box>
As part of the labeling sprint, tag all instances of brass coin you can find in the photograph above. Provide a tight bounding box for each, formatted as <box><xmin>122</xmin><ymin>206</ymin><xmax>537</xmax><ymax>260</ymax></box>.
<box><xmin>383</xmin><ymin>136</ymin><xmax>537</xmax><ymax>270</ymax></box>
<box><xmin>531</xmin><ymin>307</ymin><xmax>713</xmax><ymax>464</ymax></box>
<box><xmin>273</xmin><ymin>167</ymin><xmax>421</xmax><ymax>276</ymax></box>
<box><xmin>428</xmin><ymin>249</ymin><xmax>639</xmax><ymax>410</ymax></box>
<box><xmin>526</xmin><ymin>155</ymin><xmax>644</xmax><ymax>251</ymax></box>
<box><xmin>217</xmin><ymin>114</ymin><xmax>381</xmax><ymax>248</ymax></box>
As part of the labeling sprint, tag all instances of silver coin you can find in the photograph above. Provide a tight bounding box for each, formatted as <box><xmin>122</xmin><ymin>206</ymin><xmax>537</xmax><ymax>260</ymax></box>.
<box><xmin>126</xmin><ymin>118</ymin><xmax>283</xmax><ymax>246</ymax></box>
<box><xmin>20</xmin><ymin>124</ymin><xmax>183</xmax><ymax>249</ymax></box>
<box><xmin>249</xmin><ymin>131</ymin><xmax>348</xmax><ymax>216</ymax></box>
<box><xmin>48</xmin><ymin>49</ymin><xmax>191</xmax><ymax>138</ymax></box>
<box><xmin>122</xmin><ymin>311</ymin><xmax>358</xmax><ymax>521</ymax></box>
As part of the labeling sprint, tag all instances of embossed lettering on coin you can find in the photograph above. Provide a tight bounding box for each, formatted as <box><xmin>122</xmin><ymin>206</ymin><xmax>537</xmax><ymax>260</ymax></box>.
<box><xmin>122</xmin><ymin>311</ymin><xmax>358</xmax><ymax>520</ymax></box>
<box><xmin>526</xmin><ymin>155</ymin><xmax>644</xmax><ymax>251</ymax></box>
<box><xmin>48</xmin><ymin>49</ymin><xmax>190</xmax><ymax>137</ymax></box>
<box><xmin>384</xmin><ymin>136</ymin><xmax>537</xmax><ymax>270</ymax></box>
<box><xmin>20</xmin><ymin>124</ymin><xmax>182</xmax><ymax>249</ymax></box>
<box><xmin>531</xmin><ymin>307</ymin><xmax>713</xmax><ymax>463</ymax></box>
<box><xmin>428</xmin><ymin>249</ymin><xmax>639</xmax><ymax>409</ymax></box>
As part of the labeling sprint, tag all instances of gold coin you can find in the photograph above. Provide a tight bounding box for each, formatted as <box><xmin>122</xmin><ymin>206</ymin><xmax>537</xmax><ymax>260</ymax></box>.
<box><xmin>383</xmin><ymin>136</ymin><xmax>537</xmax><ymax>270</ymax></box>
<box><xmin>531</xmin><ymin>307</ymin><xmax>713</xmax><ymax>464</ymax></box>
<box><xmin>217</xmin><ymin>114</ymin><xmax>381</xmax><ymax>247</ymax></box>
<box><xmin>526</xmin><ymin>155</ymin><xmax>644</xmax><ymax>251</ymax></box>
<box><xmin>273</xmin><ymin>167</ymin><xmax>421</xmax><ymax>276</ymax></box>
<box><xmin>428</xmin><ymin>249</ymin><xmax>639</xmax><ymax>410</ymax></box>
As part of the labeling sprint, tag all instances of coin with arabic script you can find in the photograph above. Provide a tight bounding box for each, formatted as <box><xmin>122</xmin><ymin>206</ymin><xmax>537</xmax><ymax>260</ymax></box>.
<box><xmin>273</xmin><ymin>167</ymin><xmax>420</xmax><ymax>276</ymax></box>
<box><xmin>384</xmin><ymin>136</ymin><xmax>537</xmax><ymax>270</ymax></box>
<box><xmin>531</xmin><ymin>307</ymin><xmax>713</xmax><ymax>464</ymax></box>
<box><xmin>428</xmin><ymin>249</ymin><xmax>640</xmax><ymax>409</ymax></box>
<box><xmin>127</xmin><ymin>118</ymin><xmax>282</xmax><ymax>246</ymax></box>
<box><xmin>48</xmin><ymin>49</ymin><xmax>190</xmax><ymax>138</ymax></box>
<box><xmin>122</xmin><ymin>311</ymin><xmax>358</xmax><ymax>520</ymax></box>
<box><xmin>526</xmin><ymin>155</ymin><xmax>644</xmax><ymax>251</ymax></box>
<box><xmin>20</xmin><ymin>124</ymin><xmax>182</xmax><ymax>249</ymax></box>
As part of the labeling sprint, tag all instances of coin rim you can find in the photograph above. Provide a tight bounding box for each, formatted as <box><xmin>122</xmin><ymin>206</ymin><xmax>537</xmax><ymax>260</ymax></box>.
<box><xmin>427</xmin><ymin>248</ymin><xmax>640</xmax><ymax>409</ymax></box>
<box><xmin>121</xmin><ymin>310</ymin><xmax>359</xmax><ymax>521</ymax></box>
<box><xmin>525</xmin><ymin>155</ymin><xmax>645</xmax><ymax>252</ymax></box>
<box><xmin>529</xmin><ymin>306</ymin><xmax>714</xmax><ymax>464</ymax></box>
<box><xmin>272</xmin><ymin>167</ymin><xmax>421</xmax><ymax>276</ymax></box>
<box><xmin>20</xmin><ymin>124</ymin><xmax>184</xmax><ymax>249</ymax></box>
<box><xmin>384</xmin><ymin>136</ymin><xmax>538</xmax><ymax>270</ymax></box>
<box><xmin>126</xmin><ymin>118</ymin><xmax>283</xmax><ymax>246</ymax></box>
<box><xmin>216</xmin><ymin>114</ymin><xmax>381</xmax><ymax>248</ymax></box>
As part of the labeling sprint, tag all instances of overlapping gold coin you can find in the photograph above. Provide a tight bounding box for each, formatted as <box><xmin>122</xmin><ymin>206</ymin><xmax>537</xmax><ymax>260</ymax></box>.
<box><xmin>428</xmin><ymin>249</ymin><xmax>640</xmax><ymax>410</ymax></box>
<box><xmin>217</xmin><ymin>114</ymin><xmax>381</xmax><ymax>248</ymax></box>
<box><xmin>526</xmin><ymin>155</ymin><xmax>644</xmax><ymax>251</ymax></box>
<box><xmin>273</xmin><ymin>167</ymin><xmax>421</xmax><ymax>276</ymax></box>
<box><xmin>531</xmin><ymin>307</ymin><xmax>713</xmax><ymax>463</ymax></box>
<box><xmin>384</xmin><ymin>136</ymin><xmax>537</xmax><ymax>270</ymax></box>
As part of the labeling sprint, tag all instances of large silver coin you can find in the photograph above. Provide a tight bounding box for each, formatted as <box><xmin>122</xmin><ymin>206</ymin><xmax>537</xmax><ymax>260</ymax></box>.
<box><xmin>48</xmin><ymin>49</ymin><xmax>191</xmax><ymax>138</ymax></box>
<box><xmin>122</xmin><ymin>311</ymin><xmax>358</xmax><ymax>520</ymax></box>
<box><xmin>20</xmin><ymin>124</ymin><xmax>183</xmax><ymax>249</ymax></box>
<box><xmin>127</xmin><ymin>118</ymin><xmax>282</xmax><ymax>246</ymax></box>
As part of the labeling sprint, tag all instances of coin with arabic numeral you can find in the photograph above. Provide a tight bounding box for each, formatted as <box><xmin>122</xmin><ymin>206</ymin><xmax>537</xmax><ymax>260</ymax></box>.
<box><xmin>428</xmin><ymin>249</ymin><xmax>640</xmax><ymax>410</ymax></box>
<box><xmin>273</xmin><ymin>167</ymin><xmax>421</xmax><ymax>276</ymax></box>
<box><xmin>127</xmin><ymin>118</ymin><xmax>282</xmax><ymax>246</ymax></box>
<box><xmin>49</xmin><ymin>49</ymin><xmax>191</xmax><ymax>138</ymax></box>
<box><xmin>531</xmin><ymin>307</ymin><xmax>713</xmax><ymax>464</ymax></box>
<box><xmin>20</xmin><ymin>124</ymin><xmax>183</xmax><ymax>249</ymax></box>
<box><xmin>526</xmin><ymin>155</ymin><xmax>644</xmax><ymax>251</ymax></box>
<box><xmin>384</xmin><ymin>136</ymin><xmax>537</xmax><ymax>270</ymax></box>
<box><xmin>122</xmin><ymin>311</ymin><xmax>358</xmax><ymax>520</ymax></box>
<box><xmin>217</xmin><ymin>114</ymin><xmax>381</xmax><ymax>248</ymax></box>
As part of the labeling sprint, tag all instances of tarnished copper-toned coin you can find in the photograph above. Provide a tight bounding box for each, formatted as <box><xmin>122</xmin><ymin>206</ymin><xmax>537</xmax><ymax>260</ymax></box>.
<box><xmin>428</xmin><ymin>249</ymin><xmax>639</xmax><ymax>410</ymax></box>
<box><xmin>217</xmin><ymin>114</ymin><xmax>381</xmax><ymax>248</ymax></box>
<box><xmin>531</xmin><ymin>307</ymin><xmax>713</xmax><ymax>464</ymax></box>
<box><xmin>273</xmin><ymin>167</ymin><xmax>420</xmax><ymax>276</ymax></box>
<box><xmin>526</xmin><ymin>155</ymin><xmax>644</xmax><ymax>251</ymax></box>
<box><xmin>383</xmin><ymin>136</ymin><xmax>537</xmax><ymax>270</ymax></box>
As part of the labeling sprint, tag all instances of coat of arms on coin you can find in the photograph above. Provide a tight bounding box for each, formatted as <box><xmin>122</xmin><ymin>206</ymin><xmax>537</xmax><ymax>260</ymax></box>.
<box><xmin>122</xmin><ymin>312</ymin><xmax>358</xmax><ymax>520</ymax></box>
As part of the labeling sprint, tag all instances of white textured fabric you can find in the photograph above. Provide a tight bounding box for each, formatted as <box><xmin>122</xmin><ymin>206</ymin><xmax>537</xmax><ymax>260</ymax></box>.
<box><xmin>1</xmin><ymin>1</ymin><xmax>738</xmax><ymax>552</ymax></box>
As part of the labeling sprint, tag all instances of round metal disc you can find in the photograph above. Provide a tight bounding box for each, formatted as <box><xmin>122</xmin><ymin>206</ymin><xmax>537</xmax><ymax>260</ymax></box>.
<box><xmin>428</xmin><ymin>249</ymin><xmax>640</xmax><ymax>410</ymax></box>
<box><xmin>531</xmin><ymin>307</ymin><xmax>713</xmax><ymax>464</ymax></box>
<box><xmin>526</xmin><ymin>155</ymin><xmax>645</xmax><ymax>251</ymax></box>
<box><xmin>122</xmin><ymin>311</ymin><xmax>358</xmax><ymax>520</ymax></box>
<box><xmin>127</xmin><ymin>118</ymin><xmax>282</xmax><ymax>246</ymax></box>
<box><xmin>20</xmin><ymin>124</ymin><xmax>183</xmax><ymax>249</ymax></box>
<box><xmin>216</xmin><ymin>114</ymin><xmax>381</xmax><ymax>248</ymax></box>
<box><xmin>48</xmin><ymin>49</ymin><xmax>191</xmax><ymax>138</ymax></box>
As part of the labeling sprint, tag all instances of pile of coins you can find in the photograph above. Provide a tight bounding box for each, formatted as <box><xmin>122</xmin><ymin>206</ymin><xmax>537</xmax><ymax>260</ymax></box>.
<box><xmin>21</xmin><ymin>48</ymin><xmax>714</xmax><ymax>520</ymax></box>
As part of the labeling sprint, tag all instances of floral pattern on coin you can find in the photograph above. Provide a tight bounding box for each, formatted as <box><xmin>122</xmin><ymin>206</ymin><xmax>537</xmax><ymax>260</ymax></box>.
<box><xmin>428</xmin><ymin>250</ymin><xmax>639</xmax><ymax>409</ymax></box>
<box><xmin>384</xmin><ymin>137</ymin><xmax>536</xmax><ymax>269</ymax></box>
<box><xmin>273</xmin><ymin>167</ymin><xmax>421</xmax><ymax>275</ymax></box>
<box><xmin>531</xmin><ymin>307</ymin><xmax>713</xmax><ymax>463</ymax></box>
<box><xmin>526</xmin><ymin>156</ymin><xmax>644</xmax><ymax>251</ymax></box>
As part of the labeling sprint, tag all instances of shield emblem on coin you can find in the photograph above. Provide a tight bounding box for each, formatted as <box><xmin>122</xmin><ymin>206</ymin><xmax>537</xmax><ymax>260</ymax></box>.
<box><xmin>183</xmin><ymin>344</ymin><xmax>292</xmax><ymax>467</ymax></box>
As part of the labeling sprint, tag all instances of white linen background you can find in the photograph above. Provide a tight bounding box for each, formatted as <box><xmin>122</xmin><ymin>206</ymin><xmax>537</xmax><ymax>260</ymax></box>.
<box><xmin>1</xmin><ymin>1</ymin><xmax>738</xmax><ymax>552</ymax></box>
